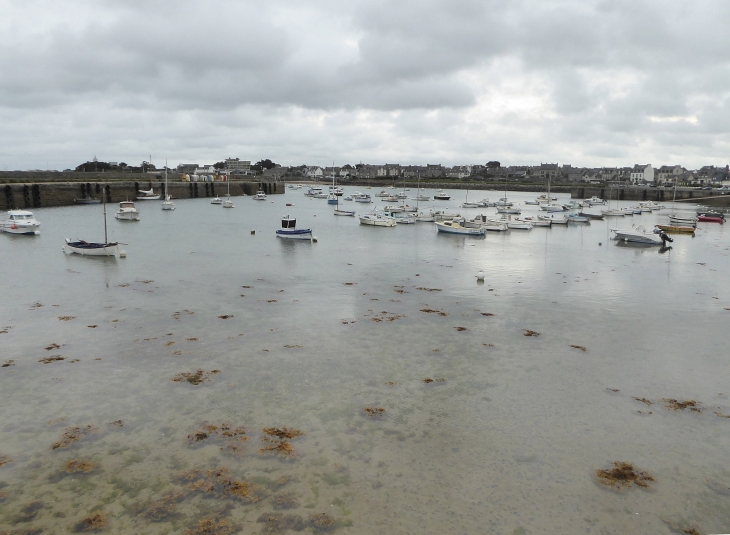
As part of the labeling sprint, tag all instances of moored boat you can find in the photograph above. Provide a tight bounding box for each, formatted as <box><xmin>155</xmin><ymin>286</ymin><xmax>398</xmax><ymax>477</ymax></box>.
<box><xmin>655</xmin><ymin>224</ymin><xmax>695</xmax><ymax>234</ymax></box>
<box><xmin>64</xmin><ymin>239</ymin><xmax>121</xmax><ymax>256</ymax></box>
<box><xmin>434</xmin><ymin>190</ymin><xmax>451</xmax><ymax>200</ymax></box>
<box><xmin>359</xmin><ymin>210</ymin><xmax>396</xmax><ymax>227</ymax></box>
<box><xmin>253</xmin><ymin>191</ymin><xmax>267</xmax><ymax>201</ymax></box>
<box><xmin>115</xmin><ymin>201</ymin><xmax>140</xmax><ymax>221</ymax></box>
<box><xmin>136</xmin><ymin>188</ymin><xmax>160</xmax><ymax>201</ymax></box>
<box><xmin>696</xmin><ymin>211</ymin><xmax>725</xmax><ymax>223</ymax></box>
<box><xmin>276</xmin><ymin>216</ymin><xmax>313</xmax><ymax>240</ymax></box>
<box><xmin>1</xmin><ymin>210</ymin><xmax>41</xmax><ymax>235</ymax></box>
<box><xmin>435</xmin><ymin>219</ymin><xmax>485</xmax><ymax>235</ymax></box>
<box><xmin>611</xmin><ymin>226</ymin><xmax>671</xmax><ymax>245</ymax></box>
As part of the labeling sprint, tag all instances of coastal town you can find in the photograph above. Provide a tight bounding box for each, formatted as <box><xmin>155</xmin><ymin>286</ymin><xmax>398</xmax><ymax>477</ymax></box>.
<box><xmin>68</xmin><ymin>158</ymin><xmax>730</xmax><ymax>189</ymax></box>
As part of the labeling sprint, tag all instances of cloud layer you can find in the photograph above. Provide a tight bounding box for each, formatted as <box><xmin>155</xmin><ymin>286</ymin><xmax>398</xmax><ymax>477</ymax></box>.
<box><xmin>1</xmin><ymin>0</ymin><xmax>728</xmax><ymax>169</ymax></box>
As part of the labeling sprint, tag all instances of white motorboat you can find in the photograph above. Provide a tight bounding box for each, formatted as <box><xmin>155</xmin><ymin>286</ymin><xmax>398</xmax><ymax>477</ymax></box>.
<box><xmin>434</xmin><ymin>190</ymin><xmax>451</xmax><ymax>200</ymax></box>
<box><xmin>536</xmin><ymin>194</ymin><xmax>558</xmax><ymax>203</ymax></box>
<box><xmin>611</xmin><ymin>225</ymin><xmax>670</xmax><ymax>245</ymax></box>
<box><xmin>462</xmin><ymin>202</ymin><xmax>482</xmax><ymax>208</ymax></box>
<box><xmin>276</xmin><ymin>215</ymin><xmax>313</xmax><ymax>240</ymax></box>
<box><xmin>497</xmin><ymin>206</ymin><xmax>521</xmax><ymax>215</ymax></box>
<box><xmin>359</xmin><ymin>210</ymin><xmax>396</xmax><ymax>227</ymax></box>
<box><xmin>253</xmin><ymin>190</ymin><xmax>267</xmax><ymax>201</ymax></box>
<box><xmin>314</xmin><ymin>192</ymin><xmax>329</xmax><ymax>199</ymax></box>
<box><xmin>477</xmin><ymin>199</ymin><xmax>495</xmax><ymax>207</ymax></box>
<box><xmin>414</xmin><ymin>211</ymin><xmax>435</xmax><ymax>222</ymax></box>
<box><xmin>161</xmin><ymin>162</ymin><xmax>175</xmax><ymax>210</ymax></box>
<box><xmin>494</xmin><ymin>197</ymin><xmax>513</xmax><ymax>207</ymax></box>
<box><xmin>334</xmin><ymin>208</ymin><xmax>356</xmax><ymax>216</ymax></box>
<box><xmin>343</xmin><ymin>195</ymin><xmax>353</xmax><ymax>201</ymax></box>
<box><xmin>668</xmin><ymin>214</ymin><xmax>697</xmax><ymax>227</ymax></box>
<box><xmin>414</xmin><ymin>194</ymin><xmax>431</xmax><ymax>202</ymax></box>
<box><xmin>432</xmin><ymin>210</ymin><xmax>461</xmax><ymax>221</ymax></box>
<box><xmin>524</xmin><ymin>200</ymin><xmax>540</xmax><ymax>205</ymax></box>
<box><xmin>584</xmin><ymin>196</ymin><xmax>606</xmax><ymax>206</ymax></box>
<box><xmin>538</xmin><ymin>214</ymin><xmax>568</xmax><ymax>225</ymax></box>
<box><xmin>501</xmin><ymin>217</ymin><xmax>532</xmax><ymax>230</ymax></box>
<box><xmin>601</xmin><ymin>208</ymin><xmax>626</xmax><ymax>216</ymax></box>
<box><xmin>1</xmin><ymin>210</ymin><xmax>40</xmax><ymax>235</ymax></box>
<box><xmin>566</xmin><ymin>214</ymin><xmax>590</xmax><ymax>223</ymax></box>
<box><xmin>517</xmin><ymin>217</ymin><xmax>551</xmax><ymax>227</ymax></box>
<box><xmin>354</xmin><ymin>193</ymin><xmax>373</xmax><ymax>203</ymax></box>
<box><xmin>211</xmin><ymin>197</ymin><xmax>222</xmax><ymax>204</ymax></box>
<box><xmin>563</xmin><ymin>200</ymin><xmax>583</xmax><ymax>210</ymax></box>
<box><xmin>435</xmin><ymin>219</ymin><xmax>485</xmax><ymax>235</ymax></box>
<box><xmin>383</xmin><ymin>204</ymin><xmax>417</xmax><ymax>213</ymax></box>
<box><xmin>115</xmin><ymin>201</ymin><xmax>140</xmax><ymax>221</ymax></box>
<box><xmin>381</xmin><ymin>195</ymin><xmax>399</xmax><ymax>202</ymax></box>
<box><xmin>375</xmin><ymin>190</ymin><xmax>390</xmax><ymax>197</ymax></box>
<box><xmin>386</xmin><ymin>212</ymin><xmax>416</xmax><ymax>224</ymax></box>
<box><xmin>305</xmin><ymin>186</ymin><xmax>323</xmax><ymax>197</ymax></box>
<box><xmin>638</xmin><ymin>200</ymin><xmax>663</xmax><ymax>211</ymax></box>
<box><xmin>136</xmin><ymin>188</ymin><xmax>160</xmax><ymax>201</ymax></box>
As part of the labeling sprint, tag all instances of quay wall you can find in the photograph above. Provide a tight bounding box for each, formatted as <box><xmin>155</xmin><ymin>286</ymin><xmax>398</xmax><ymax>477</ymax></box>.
<box><xmin>570</xmin><ymin>186</ymin><xmax>730</xmax><ymax>206</ymax></box>
<box><xmin>1</xmin><ymin>180</ymin><xmax>284</xmax><ymax>210</ymax></box>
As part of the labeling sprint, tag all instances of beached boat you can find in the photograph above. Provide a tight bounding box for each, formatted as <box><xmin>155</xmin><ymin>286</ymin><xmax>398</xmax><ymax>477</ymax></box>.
<box><xmin>1</xmin><ymin>210</ymin><xmax>40</xmax><ymax>235</ymax></box>
<box><xmin>655</xmin><ymin>224</ymin><xmax>695</xmax><ymax>234</ymax></box>
<box><xmin>435</xmin><ymin>219</ymin><xmax>485</xmax><ymax>235</ymax></box>
<box><xmin>611</xmin><ymin>226</ymin><xmax>671</xmax><ymax>245</ymax></box>
<box><xmin>136</xmin><ymin>188</ymin><xmax>160</xmax><ymax>201</ymax></box>
<box><xmin>115</xmin><ymin>201</ymin><xmax>140</xmax><ymax>221</ymax></box>
<box><xmin>276</xmin><ymin>216</ymin><xmax>313</xmax><ymax>240</ymax></box>
<box><xmin>696</xmin><ymin>211</ymin><xmax>725</xmax><ymax>223</ymax></box>
<box><xmin>359</xmin><ymin>210</ymin><xmax>396</xmax><ymax>227</ymax></box>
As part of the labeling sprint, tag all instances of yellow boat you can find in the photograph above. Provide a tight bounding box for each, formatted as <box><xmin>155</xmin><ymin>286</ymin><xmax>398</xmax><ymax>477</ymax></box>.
<box><xmin>655</xmin><ymin>224</ymin><xmax>695</xmax><ymax>234</ymax></box>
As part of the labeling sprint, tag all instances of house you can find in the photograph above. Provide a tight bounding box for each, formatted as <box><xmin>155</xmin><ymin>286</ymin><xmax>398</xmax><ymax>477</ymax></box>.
<box><xmin>306</xmin><ymin>166</ymin><xmax>323</xmax><ymax>179</ymax></box>
<box><xmin>630</xmin><ymin>164</ymin><xmax>654</xmax><ymax>184</ymax></box>
<box><xmin>534</xmin><ymin>163</ymin><xmax>560</xmax><ymax>181</ymax></box>
<box><xmin>697</xmin><ymin>165</ymin><xmax>730</xmax><ymax>185</ymax></box>
<box><xmin>340</xmin><ymin>164</ymin><xmax>355</xmax><ymax>178</ymax></box>
<box><xmin>424</xmin><ymin>164</ymin><xmax>443</xmax><ymax>178</ymax></box>
<box><xmin>656</xmin><ymin>165</ymin><xmax>685</xmax><ymax>185</ymax></box>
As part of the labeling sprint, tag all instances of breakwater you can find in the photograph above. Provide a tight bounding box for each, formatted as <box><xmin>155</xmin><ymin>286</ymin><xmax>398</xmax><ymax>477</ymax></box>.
<box><xmin>1</xmin><ymin>179</ymin><xmax>283</xmax><ymax>209</ymax></box>
<box><xmin>571</xmin><ymin>186</ymin><xmax>730</xmax><ymax>206</ymax></box>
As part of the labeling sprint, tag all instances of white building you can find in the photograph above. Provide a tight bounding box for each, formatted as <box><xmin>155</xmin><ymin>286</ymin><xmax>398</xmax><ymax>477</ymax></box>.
<box><xmin>630</xmin><ymin>164</ymin><xmax>654</xmax><ymax>184</ymax></box>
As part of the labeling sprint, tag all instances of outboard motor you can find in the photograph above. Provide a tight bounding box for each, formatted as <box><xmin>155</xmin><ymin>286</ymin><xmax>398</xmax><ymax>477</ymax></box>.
<box><xmin>659</xmin><ymin>231</ymin><xmax>673</xmax><ymax>245</ymax></box>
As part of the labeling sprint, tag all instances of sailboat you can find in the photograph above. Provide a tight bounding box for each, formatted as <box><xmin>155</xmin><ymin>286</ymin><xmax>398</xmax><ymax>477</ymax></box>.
<box><xmin>327</xmin><ymin>166</ymin><xmax>339</xmax><ymax>205</ymax></box>
<box><xmin>222</xmin><ymin>176</ymin><xmax>234</xmax><ymax>208</ymax></box>
<box><xmin>64</xmin><ymin>191</ymin><xmax>126</xmax><ymax>257</ymax></box>
<box><xmin>333</xmin><ymin>189</ymin><xmax>355</xmax><ymax>216</ymax></box>
<box><xmin>539</xmin><ymin>174</ymin><xmax>563</xmax><ymax>212</ymax></box>
<box><xmin>601</xmin><ymin>183</ymin><xmax>626</xmax><ymax>216</ymax></box>
<box><xmin>162</xmin><ymin>160</ymin><xmax>175</xmax><ymax>210</ymax></box>
<box><xmin>462</xmin><ymin>185</ymin><xmax>481</xmax><ymax>208</ymax></box>
<box><xmin>661</xmin><ymin>179</ymin><xmax>697</xmax><ymax>231</ymax></box>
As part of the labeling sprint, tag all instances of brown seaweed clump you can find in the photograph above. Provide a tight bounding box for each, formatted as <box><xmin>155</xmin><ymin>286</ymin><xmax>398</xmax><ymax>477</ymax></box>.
<box><xmin>570</xmin><ymin>345</ymin><xmax>587</xmax><ymax>352</ymax></box>
<box><xmin>39</xmin><ymin>355</ymin><xmax>65</xmax><ymax>364</ymax></box>
<box><xmin>415</xmin><ymin>287</ymin><xmax>442</xmax><ymax>292</ymax></box>
<box><xmin>185</xmin><ymin>517</ymin><xmax>238</xmax><ymax>535</ymax></box>
<box><xmin>309</xmin><ymin>512</ymin><xmax>336</xmax><ymax>532</ymax></box>
<box><xmin>143</xmin><ymin>490</ymin><xmax>187</xmax><ymax>521</ymax></box>
<box><xmin>662</xmin><ymin>518</ymin><xmax>702</xmax><ymax>535</ymax></box>
<box><xmin>217</xmin><ymin>315</ymin><xmax>234</xmax><ymax>319</ymax></box>
<box><xmin>422</xmin><ymin>378</ymin><xmax>445</xmax><ymax>384</ymax></box>
<box><xmin>595</xmin><ymin>461</ymin><xmax>654</xmax><ymax>491</ymax></box>
<box><xmin>58</xmin><ymin>316</ymin><xmax>76</xmax><ymax>321</ymax></box>
<box><xmin>420</xmin><ymin>309</ymin><xmax>448</xmax><ymax>316</ymax></box>
<box><xmin>260</xmin><ymin>427</ymin><xmax>304</xmax><ymax>459</ymax></box>
<box><xmin>363</xmin><ymin>407</ymin><xmax>385</xmax><ymax>418</ymax></box>
<box><xmin>178</xmin><ymin>468</ymin><xmax>262</xmax><ymax>503</ymax></box>
<box><xmin>368</xmin><ymin>311</ymin><xmax>404</xmax><ymax>322</ymax></box>
<box><xmin>186</xmin><ymin>423</ymin><xmax>248</xmax><ymax>456</ymax></box>
<box><xmin>0</xmin><ymin>454</ymin><xmax>12</xmax><ymax>467</ymax></box>
<box><xmin>1</xmin><ymin>359</ymin><xmax>14</xmax><ymax>367</ymax></box>
<box><xmin>64</xmin><ymin>460</ymin><xmax>96</xmax><ymax>473</ymax></box>
<box><xmin>454</xmin><ymin>326</ymin><xmax>467</xmax><ymax>331</ymax></box>
<box><xmin>52</xmin><ymin>425</ymin><xmax>98</xmax><ymax>450</ymax></box>
<box><xmin>172</xmin><ymin>369</ymin><xmax>220</xmax><ymax>386</ymax></box>
<box><xmin>632</xmin><ymin>397</ymin><xmax>653</xmax><ymax>406</ymax></box>
<box><xmin>74</xmin><ymin>512</ymin><xmax>106</xmax><ymax>531</ymax></box>
<box><xmin>108</xmin><ymin>420</ymin><xmax>124</xmax><ymax>428</ymax></box>
<box><xmin>523</xmin><ymin>330</ymin><xmax>540</xmax><ymax>337</ymax></box>
<box><xmin>257</xmin><ymin>512</ymin><xmax>306</xmax><ymax>532</ymax></box>
<box><xmin>662</xmin><ymin>398</ymin><xmax>702</xmax><ymax>413</ymax></box>
<box><xmin>45</xmin><ymin>343</ymin><xmax>61</xmax><ymax>350</ymax></box>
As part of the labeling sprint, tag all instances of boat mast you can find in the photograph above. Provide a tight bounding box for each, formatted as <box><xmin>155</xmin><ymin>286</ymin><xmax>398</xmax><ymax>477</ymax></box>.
<box><xmin>103</xmin><ymin>187</ymin><xmax>108</xmax><ymax>244</ymax></box>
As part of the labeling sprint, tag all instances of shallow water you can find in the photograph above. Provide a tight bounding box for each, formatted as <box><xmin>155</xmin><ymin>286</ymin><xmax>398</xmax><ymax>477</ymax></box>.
<box><xmin>1</xmin><ymin>188</ymin><xmax>729</xmax><ymax>534</ymax></box>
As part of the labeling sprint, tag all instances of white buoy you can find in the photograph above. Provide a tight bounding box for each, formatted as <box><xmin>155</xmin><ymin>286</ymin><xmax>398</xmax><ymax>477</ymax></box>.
<box><xmin>312</xmin><ymin>236</ymin><xmax>318</xmax><ymax>243</ymax></box>
<box><xmin>119</xmin><ymin>250</ymin><xmax>127</xmax><ymax>258</ymax></box>
<box><xmin>476</xmin><ymin>270</ymin><xmax>485</xmax><ymax>281</ymax></box>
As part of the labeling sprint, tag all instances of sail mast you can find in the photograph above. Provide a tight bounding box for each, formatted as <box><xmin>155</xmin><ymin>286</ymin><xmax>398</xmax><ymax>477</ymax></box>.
<box><xmin>103</xmin><ymin>187</ymin><xmax>108</xmax><ymax>244</ymax></box>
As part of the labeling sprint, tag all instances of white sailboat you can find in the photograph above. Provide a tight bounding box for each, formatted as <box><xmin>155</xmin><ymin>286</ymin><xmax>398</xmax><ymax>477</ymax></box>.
<box><xmin>222</xmin><ymin>177</ymin><xmax>234</xmax><ymax>208</ymax></box>
<box><xmin>162</xmin><ymin>160</ymin><xmax>175</xmax><ymax>210</ymax></box>
<box><xmin>64</xmin><ymin>193</ymin><xmax>126</xmax><ymax>257</ymax></box>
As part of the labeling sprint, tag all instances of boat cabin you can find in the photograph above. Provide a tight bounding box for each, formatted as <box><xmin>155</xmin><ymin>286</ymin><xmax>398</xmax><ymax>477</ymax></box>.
<box><xmin>119</xmin><ymin>202</ymin><xmax>136</xmax><ymax>209</ymax></box>
<box><xmin>281</xmin><ymin>216</ymin><xmax>297</xmax><ymax>229</ymax></box>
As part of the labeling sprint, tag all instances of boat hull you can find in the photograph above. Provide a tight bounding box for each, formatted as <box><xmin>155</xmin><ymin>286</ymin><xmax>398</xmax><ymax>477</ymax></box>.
<box><xmin>435</xmin><ymin>221</ymin><xmax>485</xmax><ymax>235</ymax></box>
<box><xmin>359</xmin><ymin>215</ymin><xmax>396</xmax><ymax>226</ymax></box>
<box><xmin>115</xmin><ymin>211</ymin><xmax>140</xmax><ymax>221</ymax></box>
<box><xmin>136</xmin><ymin>196</ymin><xmax>160</xmax><ymax>201</ymax></box>
<box><xmin>64</xmin><ymin>239</ymin><xmax>120</xmax><ymax>256</ymax></box>
<box><xmin>611</xmin><ymin>230</ymin><xmax>663</xmax><ymax>245</ymax></box>
<box><xmin>276</xmin><ymin>229</ymin><xmax>313</xmax><ymax>240</ymax></box>
<box><xmin>334</xmin><ymin>209</ymin><xmax>355</xmax><ymax>216</ymax></box>
<box><xmin>655</xmin><ymin>225</ymin><xmax>695</xmax><ymax>234</ymax></box>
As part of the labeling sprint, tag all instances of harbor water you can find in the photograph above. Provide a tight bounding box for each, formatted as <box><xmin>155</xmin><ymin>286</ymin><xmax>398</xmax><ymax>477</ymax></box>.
<box><xmin>1</xmin><ymin>188</ymin><xmax>729</xmax><ymax>534</ymax></box>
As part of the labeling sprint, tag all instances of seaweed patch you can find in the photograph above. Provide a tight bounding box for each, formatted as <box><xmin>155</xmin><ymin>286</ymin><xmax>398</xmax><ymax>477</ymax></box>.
<box><xmin>52</xmin><ymin>425</ymin><xmax>98</xmax><ymax>450</ymax></box>
<box><xmin>172</xmin><ymin>369</ymin><xmax>220</xmax><ymax>386</ymax></box>
<box><xmin>363</xmin><ymin>407</ymin><xmax>385</xmax><ymax>418</ymax></box>
<box><xmin>187</xmin><ymin>422</ymin><xmax>248</xmax><ymax>456</ymax></box>
<box><xmin>523</xmin><ymin>330</ymin><xmax>540</xmax><ymax>337</ymax></box>
<box><xmin>595</xmin><ymin>461</ymin><xmax>654</xmax><ymax>491</ymax></box>
<box><xmin>178</xmin><ymin>468</ymin><xmax>263</xmax><ymax>503</ymax></box>
<box><xmin>64</xmin><ymin>460</ymin><xmax>96</xmax><ymax>473</ymax></box>
<box><xmin>74</xmin><ymin>511</ymin><xmax>106</xmax><ymax>531</ymax></box>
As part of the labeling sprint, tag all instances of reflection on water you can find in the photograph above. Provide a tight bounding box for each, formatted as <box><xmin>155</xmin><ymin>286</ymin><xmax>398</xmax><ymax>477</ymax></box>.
<box><xmin>1</xmin><ymin>189</ymin><xmax>729</xmax><ymax>534</ymax></box>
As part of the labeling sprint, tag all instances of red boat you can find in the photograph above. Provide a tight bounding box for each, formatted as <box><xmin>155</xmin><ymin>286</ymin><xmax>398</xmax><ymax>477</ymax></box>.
<box><xmin>697</xmin><ymin>212</ymin><xmax>725</xmax><ymax>223</ymax></box>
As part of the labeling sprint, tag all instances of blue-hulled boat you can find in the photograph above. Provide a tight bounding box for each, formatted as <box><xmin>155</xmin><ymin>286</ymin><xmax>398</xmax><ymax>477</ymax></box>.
<box><xmin>276</xmin><ymin>216</ymin><xmax>313</xmax><ymax>241</ymax></box>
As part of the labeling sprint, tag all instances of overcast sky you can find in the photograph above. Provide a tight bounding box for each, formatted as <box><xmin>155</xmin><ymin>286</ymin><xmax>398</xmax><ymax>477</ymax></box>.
<box><xmin>1</xmin><ymin>0</ymin><xmax>728</xmax><ymax>170</ymax></box>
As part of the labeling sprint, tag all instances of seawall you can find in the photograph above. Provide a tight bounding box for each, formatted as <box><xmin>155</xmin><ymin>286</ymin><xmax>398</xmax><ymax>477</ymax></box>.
<box><xmin>2</xmin><ymin>180</ymin><xmax>284</xmax><ymax>210</ymax></box>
